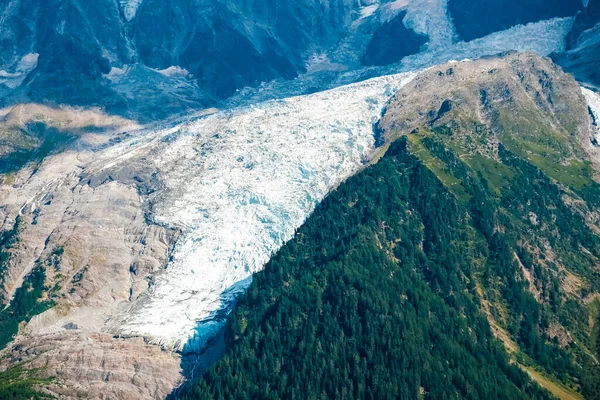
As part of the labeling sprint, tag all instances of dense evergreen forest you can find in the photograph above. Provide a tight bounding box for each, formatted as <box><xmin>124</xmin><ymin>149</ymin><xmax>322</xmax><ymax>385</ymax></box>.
<box><xmin>182</xmin><ymin>137</ymin><xmax>595</xmax><ymax>399</ymax></box>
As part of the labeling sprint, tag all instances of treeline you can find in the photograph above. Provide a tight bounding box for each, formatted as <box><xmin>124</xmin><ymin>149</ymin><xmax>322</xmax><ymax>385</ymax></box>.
<box><xmin>0</xmin><ymin>218</ymin><xmax>59</xmax><ymax>350</ymax></box>
<box><xmin>0</xmin><ymin>366</ymin><xmax>54</xmax><ymax>400</ymax></box>
<box><xmin>0</xmin><ymin>217</ymin><xmax>20</xmax><ymax>284</ymax></box>
<box><xmin>0</xmin><ymin>219</ymin><xmax>56</xmax><ymax>398</ymax></box>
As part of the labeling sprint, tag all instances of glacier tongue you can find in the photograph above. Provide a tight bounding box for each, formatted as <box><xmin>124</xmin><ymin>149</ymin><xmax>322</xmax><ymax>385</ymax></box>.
<box><xmin>112</xmin><ymin>71</ymin><xmax>418</xmax><ymax>351</ymax></box>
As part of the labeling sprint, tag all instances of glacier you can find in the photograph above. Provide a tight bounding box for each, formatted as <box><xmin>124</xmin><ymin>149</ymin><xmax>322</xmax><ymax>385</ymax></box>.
<box><xmin>229</xmin><ymin>16</ymin><xmax>573</xmax><ymax>108</ymax></box>
<box><xmin>107</xmin><ymin>71</ymin><xmax>418</xmax><ymax>351</ymax></box>
<box><xmin>93</xmin><ymin>13</ymin><xmax>578</xmax><ymax>353</ymax></box>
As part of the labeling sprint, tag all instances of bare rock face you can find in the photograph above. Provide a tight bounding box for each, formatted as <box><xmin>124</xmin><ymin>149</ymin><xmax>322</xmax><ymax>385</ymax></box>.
<box><xmin>0</xmin><ymin>332</ymin><xmax>181</xmax><ymax>399</ymax></box>
<box><xmin>0</xmin><ymin>125</ymin><xmax>182</xmax><ymax>398</ymax></box>
<box><xmin>381</xmin><ymin>51</ymin><xmax>588</xmax><ymax>130</ymax></box>
<box><xmin>0</xmin><ymin>152</ymin><xmax>180</xmax><ymax>318</ymax></box>
<box><xmin>379</xmin><ymin>52</ymin><xmax>594</xmax><ymax>166</ymax></box>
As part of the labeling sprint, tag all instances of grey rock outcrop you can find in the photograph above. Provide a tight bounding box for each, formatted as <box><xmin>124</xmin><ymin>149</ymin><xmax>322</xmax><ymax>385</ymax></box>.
<box><xmin>0</xmin><ymin>332</ymin><xmax>182</xmax><ymax>399</ymax></box>
<box><xmin>380</xmin><ymin>52</ymin><xmax>590</xmax><ymax>145</ymax></box>
<box><xmin>0</xmin><ymin>126</ymin><xmax>182</xmax><ymax>398</ymax></box>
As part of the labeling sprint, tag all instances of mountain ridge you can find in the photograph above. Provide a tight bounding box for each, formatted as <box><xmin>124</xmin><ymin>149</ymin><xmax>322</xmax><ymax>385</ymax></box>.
<box><xmin>183</xmin><ymin>51</ymin><xmax>600</xmax><ymax>400</ymax></box>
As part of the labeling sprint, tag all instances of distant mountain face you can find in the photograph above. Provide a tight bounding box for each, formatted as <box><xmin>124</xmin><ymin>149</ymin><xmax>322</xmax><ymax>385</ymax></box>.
<box><xmin>0</xmin><ymin>0</ymin><xmax>590</xmax><ymax>121</ymax></box>
<box><xmin>568</xmin><ymin>0</ymin><xmax>600</xmax><ymax>44</ymax></box>
<box><xmin>0</xmin><ymin>0</ymin><xmax>363</xmax><ymax>115</ymax></box>
<box><xmin>0</xmin><ymin>0</ymin><xmax>359</xmax><ymax>119</ymax></box>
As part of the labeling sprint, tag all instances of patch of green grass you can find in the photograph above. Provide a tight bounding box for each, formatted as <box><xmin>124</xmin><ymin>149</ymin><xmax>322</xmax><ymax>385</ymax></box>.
<box><xmin>589</xmin><ymin>297</ymin><xmax>600</xmax><ymax>360</ymax></box>
<box><xmin>522</xmin><ymin>366</ymin><xmax>584</xmax><ymax>400</ymax></box>
<box><xmin>1</xmin><ymin>174</ymin><xmax>15</xmax><ymax>186</ymax></box>
<box><xmin>407</xmin><ymin>133</ymin><xmax>470</xmax><ymax>201</ymax></box>
<box><xmin>525</xmin><ymin>152</ymin><xmax>592</xmax><ymax>190</ymax></box>
<box><xmin>497</xmin><ymin>109</ymin><xmax>595</xmax><ymax>190</ymax></box>
<box><xmin>463</xmin><ymin>154</ymin><xmax>515</xmax><ymax>195</ymax></box>
<box><xmin>0</xmin><ymin>266</ymin><xmax>55</xmax><ymax>350</ymax></box>
<box><xmin>0</xmin><ymin>124</ymin><xmax>76</xmax><ymax>174</ymax></box>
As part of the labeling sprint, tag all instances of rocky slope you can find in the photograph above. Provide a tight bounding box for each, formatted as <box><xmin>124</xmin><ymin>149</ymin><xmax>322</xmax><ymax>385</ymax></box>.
<box><xmin>0</xmin><ymin>332</ymin><xmax>182</xmax><ymax>399</ymax></box>
<box><xmin>0</xmin><ymin>135</ymin><xmax>183</xmax><ymax>397</ymax></box>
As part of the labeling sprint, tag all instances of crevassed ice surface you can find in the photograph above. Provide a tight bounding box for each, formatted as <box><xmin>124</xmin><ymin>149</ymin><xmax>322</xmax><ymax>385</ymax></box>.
<box><xmin>230</xmin><ymin>16</ymin><xmax>573</xmax><ymax>108</ymax></box>
<box><xmin>400</xmin><ymin>17</ymin><xmax>573</xmax><ymax>71</ymax></box>
<box><xmin>113</xmin><ymin>72</ymin><xmax>417</xmax><ymax>351</ymax></box>
<box><xmin>583</xmin><ymin>87</ymin><xmax>600</xmax><ymax>139</ymax></box>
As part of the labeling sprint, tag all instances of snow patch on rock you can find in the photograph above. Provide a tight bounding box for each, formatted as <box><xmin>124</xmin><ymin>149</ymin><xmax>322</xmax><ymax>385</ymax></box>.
<box><xmin>583</xmin><ymin>87</ymin><xmax>600</xmax><ymax>141</ymax></box>
<box><xmin>119</xmin><ymin>0</ymin><xmax>143</xmax><ymax>21</ymax></box>
<box><xmin>155</xmin><ymin>66</ymin><xmax>191</xmax><ymax>78</ymax></box>
<box><xmin>359</xmin><ymin>4</ymin><xmax>379</xmax><ymax>19</ymax></box>
<box><xmin>0</xmin><ymin>53</ymin><xmax>39</xmax><ymax>89</ymax></box>
<box><xmin>104</xmin><ymin>66</ymin><xmax>130</xmax><ymax>81</ymax></box>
